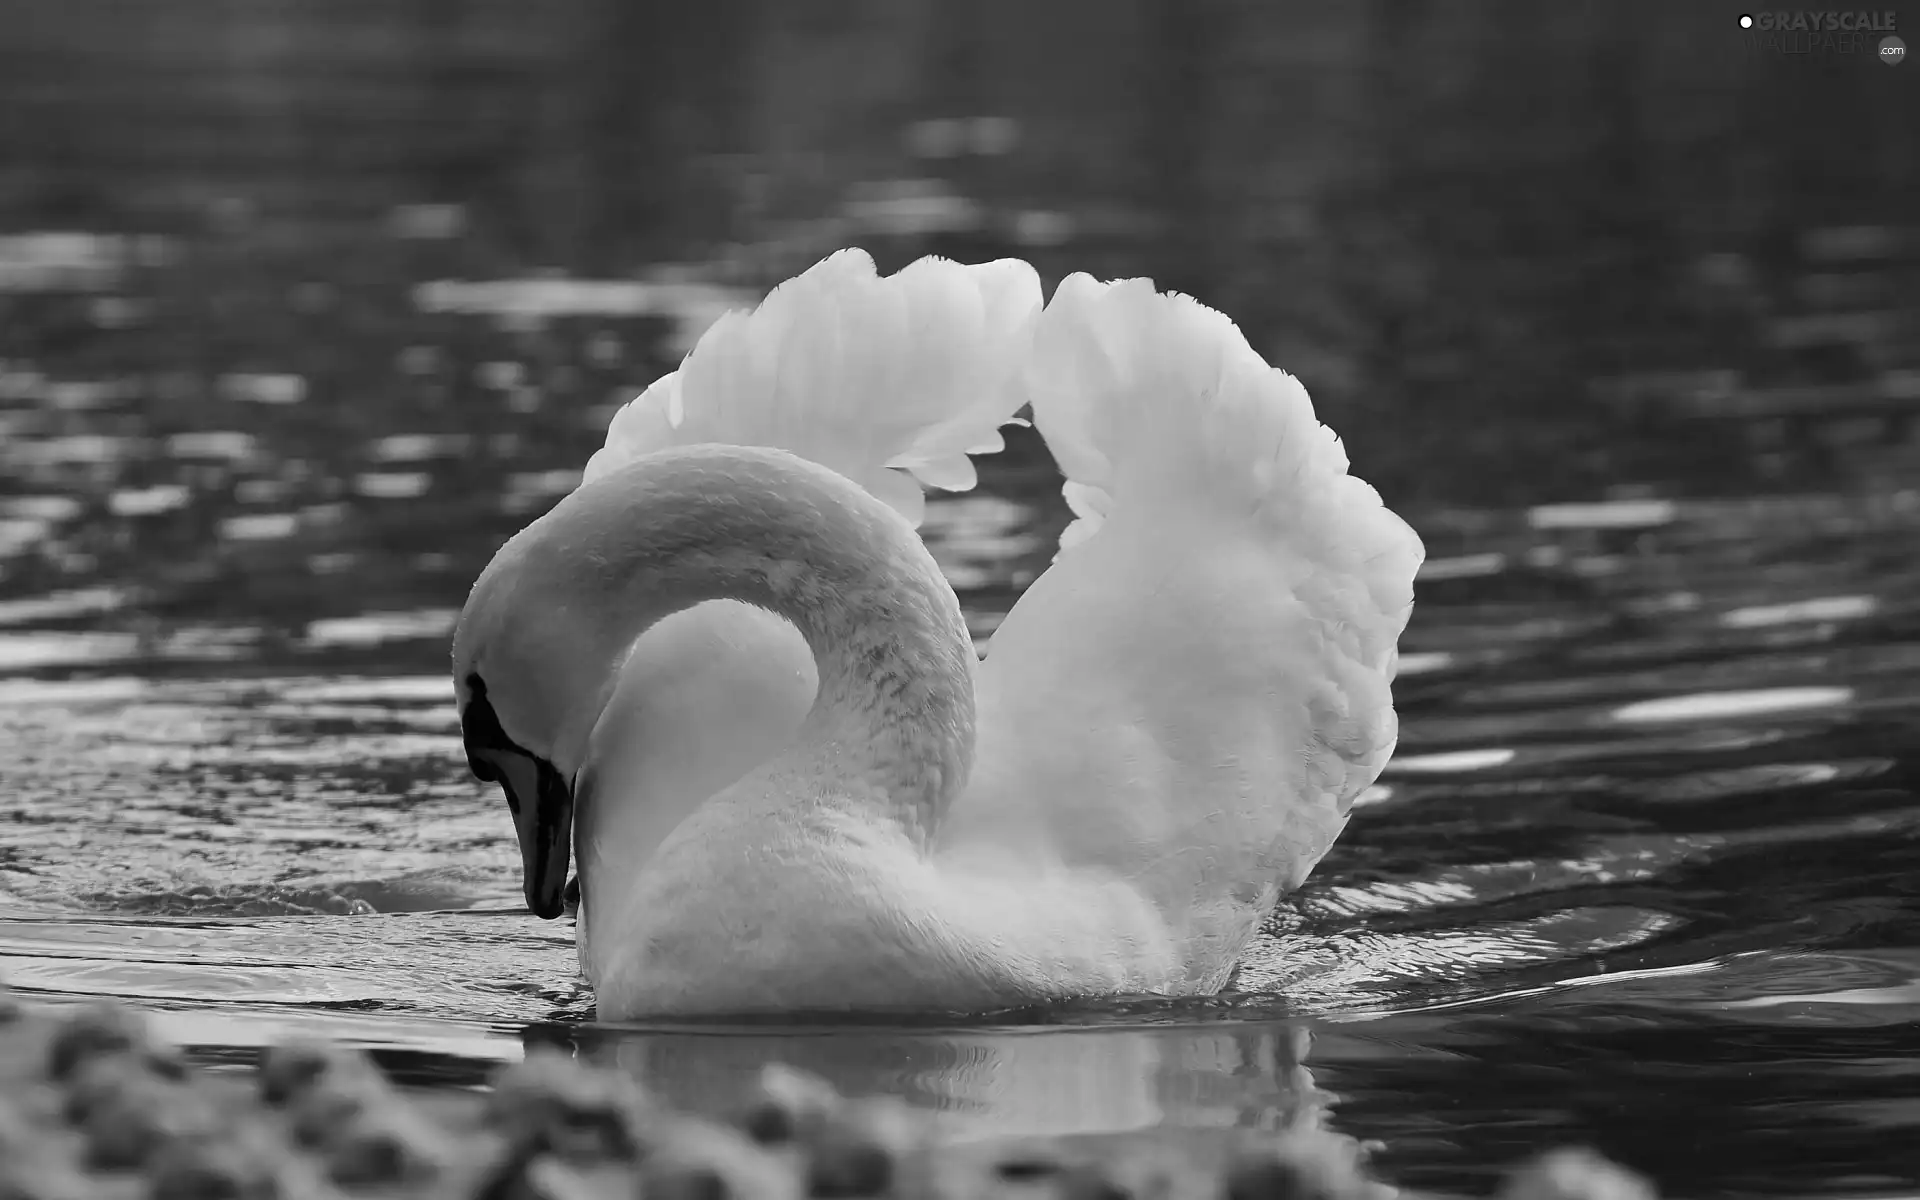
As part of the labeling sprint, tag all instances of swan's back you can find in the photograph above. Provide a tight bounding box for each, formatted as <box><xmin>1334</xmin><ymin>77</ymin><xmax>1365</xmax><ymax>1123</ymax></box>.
<box><xmin>948</xmin><ymin>275</ymin><xmax>1424</xmax><ymax>990</ymax></box>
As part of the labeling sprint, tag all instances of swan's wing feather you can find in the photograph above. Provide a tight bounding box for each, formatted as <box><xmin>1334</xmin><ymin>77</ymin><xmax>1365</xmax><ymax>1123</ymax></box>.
<box><xmin>1025</xmin><ymin>274</ymin><xmax>1421</xmax><ymax>598</ymax></box>
<box><xmin>582</xmin><ymin>249</ymin><xmax>1041</xmax><ymax>525</ymax></box>
<box><xmin>952</xmin><ymin>274</ymin><xmax>1424</xmax><ymax>989</ymax></box>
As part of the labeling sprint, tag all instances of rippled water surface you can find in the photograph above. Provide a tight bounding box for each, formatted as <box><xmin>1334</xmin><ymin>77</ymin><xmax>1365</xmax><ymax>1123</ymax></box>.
<box><xmin>4</xmin><ymin>233</ymin><xmax>1920</xmax><ymax>1200</ymax></box>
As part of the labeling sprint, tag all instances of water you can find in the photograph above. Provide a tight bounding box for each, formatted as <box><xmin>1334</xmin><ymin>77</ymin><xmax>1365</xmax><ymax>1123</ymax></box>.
<box><xmin>4</xmin><ymin>224</ymin><xmax>1920</xmax><ymax>1199</ymax></box>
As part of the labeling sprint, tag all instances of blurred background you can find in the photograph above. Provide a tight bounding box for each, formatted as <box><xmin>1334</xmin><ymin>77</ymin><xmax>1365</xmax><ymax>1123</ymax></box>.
<box><xmin>1</xmin><ymin>3</ymin><xmax>1915</xmax><ymax>641</ymax></box>
<box><xmin>2</xmin><ymin>5</ymin><xmax>1919</xmax><ymax>1196</ymax></box>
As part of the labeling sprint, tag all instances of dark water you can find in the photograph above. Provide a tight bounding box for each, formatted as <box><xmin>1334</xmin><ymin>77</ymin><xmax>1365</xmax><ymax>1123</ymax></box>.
<box><xmin>2</xmin><ymin>225</ymin><xmax>1919</xmax><ymax>1200</ymax></box>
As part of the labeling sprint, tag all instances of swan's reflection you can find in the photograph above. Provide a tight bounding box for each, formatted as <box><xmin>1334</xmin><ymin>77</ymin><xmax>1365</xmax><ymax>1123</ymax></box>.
<box><xmin>548</xmin><ymin>1020</ymin><xmax>1326</xmax><ymax>1143</ymax></box>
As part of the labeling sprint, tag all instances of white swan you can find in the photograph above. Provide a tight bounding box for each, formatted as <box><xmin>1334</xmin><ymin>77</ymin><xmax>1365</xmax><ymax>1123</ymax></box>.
<box><xmin>451</xmin><ymin>250</ymin><xmax>1423</xmax><ymax>1017</ymax></box>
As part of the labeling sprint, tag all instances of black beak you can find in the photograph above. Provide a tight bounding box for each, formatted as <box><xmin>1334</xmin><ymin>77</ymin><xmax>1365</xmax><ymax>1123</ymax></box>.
<box><xmin>462</xmin><ymin>675</ymin><xmax>575</xmax><ymax>920</ymax></box>
<box><xmin>502</xmin><ymin>754</ymin><xmax>574</xmax><ymax>919</ymax></box>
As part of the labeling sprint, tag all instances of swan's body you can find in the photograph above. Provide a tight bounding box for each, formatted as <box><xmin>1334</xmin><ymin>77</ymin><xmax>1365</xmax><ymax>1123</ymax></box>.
<box><xmin>452</xmin><ymin>250</ymin><xmax>1423</xmax><ymax>1017</ymax></box>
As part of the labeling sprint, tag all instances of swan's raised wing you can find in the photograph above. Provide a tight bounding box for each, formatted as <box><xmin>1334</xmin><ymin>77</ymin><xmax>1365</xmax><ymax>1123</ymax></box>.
<box><xmin>947</xmin><ymin>274</ymin><xmax>1424</xmax><ymax>990</ymax></box>
<box><xmin>582</xmin><ymin>248</ymin><xmax>1040</xmax><ymax>524</ymax></box>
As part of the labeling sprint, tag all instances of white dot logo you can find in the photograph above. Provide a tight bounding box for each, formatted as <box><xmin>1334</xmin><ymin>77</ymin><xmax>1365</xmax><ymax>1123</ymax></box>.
<box><xmin>1882</xmin><ymin>35</ymin><xmax>1907</xmax><ymax>65</ymax></box>
<box><xmin>1739</xmin><ymin>13</ymin><xmax>1754</xmax><ymax>28</ymax></box>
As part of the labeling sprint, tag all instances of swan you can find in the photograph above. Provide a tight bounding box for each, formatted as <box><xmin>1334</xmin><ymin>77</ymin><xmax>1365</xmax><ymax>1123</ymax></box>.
<box><xmin>451</xmin><ymin>250</ymin><xmax>1423</xmax><ymax>1017</ymax></box>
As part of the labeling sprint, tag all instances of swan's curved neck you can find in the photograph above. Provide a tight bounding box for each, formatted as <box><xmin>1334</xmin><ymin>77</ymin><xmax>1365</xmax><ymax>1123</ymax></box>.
<box><xmin>480</xmin><ymin>445</ymin><xmax>976</xmax><ymax>834</ymax></box>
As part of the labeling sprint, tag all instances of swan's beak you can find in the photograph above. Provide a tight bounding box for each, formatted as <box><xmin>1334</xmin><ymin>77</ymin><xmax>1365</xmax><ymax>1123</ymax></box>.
<box><xmin>472</xmin><ymin>746</ymin><xmax>574</xmax><ymax>920</ymax></box>
<box><xmin>459</xmin><ymin>674</ymin><xmax>573</xmax><ymax>919</ymax></box>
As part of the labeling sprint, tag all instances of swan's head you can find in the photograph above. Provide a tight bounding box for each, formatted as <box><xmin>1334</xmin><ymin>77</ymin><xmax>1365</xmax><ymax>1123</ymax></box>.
<box><xmin>452</xmin><ymin>489</ymin><xmax>639</xmax><ymax>920</ymax></box>
<box><xmin>453</xmin><ymin>444</ymin><xmax>977</xmax><ymax>921</ymax></box>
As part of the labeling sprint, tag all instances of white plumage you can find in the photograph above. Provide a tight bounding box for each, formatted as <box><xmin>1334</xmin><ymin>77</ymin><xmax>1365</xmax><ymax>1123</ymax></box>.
<box><xmin>584</xmin><ymin>248</ymin><xmax>1039</xmax><ymax>525</ymax></box>
<box><xmin>951</xmin><ymin>272</ymin><xmax>1423</xmax><ymax>990</ymax></box>
<box><xmin>452</xmin><ymin>250</ymin><xmax>1424</xmax><ymax>1015</ymax></box>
